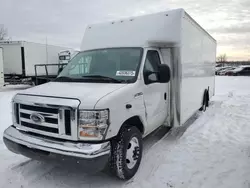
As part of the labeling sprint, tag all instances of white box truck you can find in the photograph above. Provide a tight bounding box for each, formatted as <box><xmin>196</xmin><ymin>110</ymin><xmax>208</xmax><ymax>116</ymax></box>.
<box><xmin>0</xmin><ymin>47</ymin><xmax>4</xmax><ymax>87</ymax></box>
<box><xmin>3</xmin><ymin>9</ymin><xmax>216</xmax><ymax>180</ymax></box>
<box><xmin>0</xmin><ymin>41</ymin><xmax>75</xmax><ymax>85</ymax></box>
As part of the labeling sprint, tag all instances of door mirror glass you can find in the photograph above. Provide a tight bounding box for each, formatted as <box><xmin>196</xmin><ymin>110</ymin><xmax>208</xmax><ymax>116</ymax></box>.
<box><xmin>144</xmin><ymin>70</ymin><xmax>158</xmax><ymax>84</ymax></box>
<box><xmin>148</xmin><ymin>71</ymin><xmax>158</xmax><ymax>81</ymax></box>
<box><xmin>158</xmin><ymin>64</ymin><xmax>170</xmax><ymax>83</ymax></box>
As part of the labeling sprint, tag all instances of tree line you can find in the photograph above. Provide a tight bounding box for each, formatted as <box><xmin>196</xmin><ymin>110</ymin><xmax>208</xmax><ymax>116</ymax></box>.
<box><xmin>0</xmin><ymin>25</ymin><xmax>10</xmax><ymax>41</ymax></box>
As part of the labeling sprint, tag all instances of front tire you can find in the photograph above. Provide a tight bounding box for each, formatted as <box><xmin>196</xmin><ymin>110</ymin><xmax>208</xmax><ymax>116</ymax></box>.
<box><xmin>110</xmin><ymin>126</ymin><xmax>142</xmax><ymax>180</ymax></box>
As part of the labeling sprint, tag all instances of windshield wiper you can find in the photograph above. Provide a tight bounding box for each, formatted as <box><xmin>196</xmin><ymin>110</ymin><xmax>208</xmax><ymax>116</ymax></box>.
<box><xmin>82</xmin><ymin>75</ymin><xmax>126</xmax><ymax>83</ymax></box>
<box><xmin>53</xmin><ymin>76</ymin><xmax>74</xmax><ymax>82</ymax></box>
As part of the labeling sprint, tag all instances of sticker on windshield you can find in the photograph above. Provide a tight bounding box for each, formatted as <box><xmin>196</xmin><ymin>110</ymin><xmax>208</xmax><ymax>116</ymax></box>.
<box><xmin>116</xmin><ymin>71</ymin><xmax>136</xmax><ymax>76</ymax></box>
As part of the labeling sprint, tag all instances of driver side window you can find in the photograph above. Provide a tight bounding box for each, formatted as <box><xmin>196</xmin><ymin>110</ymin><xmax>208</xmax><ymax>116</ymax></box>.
<box><xmin>143</xmin><ymin>50</ymin><xmax>161</xmax><ymax>84</ymax></box>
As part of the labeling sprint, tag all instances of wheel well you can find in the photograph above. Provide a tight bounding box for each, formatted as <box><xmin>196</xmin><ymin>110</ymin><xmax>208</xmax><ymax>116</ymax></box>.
<box><xmin>121</xmin><ymin>116</ymin><xmax>144</xmax><ymax>134</ymax></box>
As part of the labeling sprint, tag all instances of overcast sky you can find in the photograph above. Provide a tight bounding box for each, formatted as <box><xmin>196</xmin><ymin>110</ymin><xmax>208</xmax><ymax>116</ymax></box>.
<box><xmin>0</xmin><ymin>0</ymin><xmax>249</xmax><ymax>60</ymax></box>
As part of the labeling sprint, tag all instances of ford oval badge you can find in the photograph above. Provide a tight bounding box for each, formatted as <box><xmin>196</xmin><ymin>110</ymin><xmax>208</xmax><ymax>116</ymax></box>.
<box><xmin>30</xmin><ymin>113</ymin><xmax>45</xmax><ymax>123</ymax></box>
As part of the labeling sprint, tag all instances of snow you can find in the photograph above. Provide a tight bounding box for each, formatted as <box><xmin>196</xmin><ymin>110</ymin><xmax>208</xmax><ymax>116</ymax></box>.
<box><xmin>1</xmin><ymin>77</ymin><xmax>250</xmax><ymax>188</ymax></box>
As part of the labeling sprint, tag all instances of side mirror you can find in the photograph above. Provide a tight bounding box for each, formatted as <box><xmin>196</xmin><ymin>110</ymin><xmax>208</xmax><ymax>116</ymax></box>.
<box><xmin>158</xmin><ymin>64</ymin><xmax>170</xmax><ymax>83</ymax></box>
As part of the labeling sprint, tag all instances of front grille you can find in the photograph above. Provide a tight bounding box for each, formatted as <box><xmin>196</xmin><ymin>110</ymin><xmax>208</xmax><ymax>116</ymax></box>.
<box><xmin>64</xmin><ymin>110</ymin><xmax>71</xmax><ymax>135</ymax></box>
<box><xmin>21</xmin><ymin>121</ymin><xmax>59</xmax><ymax>133</ymax></box>
<box><xmin>15</xmin><ymin>103</ymin><xmax>20</xmax><ymax>124</ymax></box>
<box><xmin>15</xmin><ymin>103</ymin><xmax>74</xmax><ymax>139</ymax></box>
<box><xmin>20</xmin><ymin>112</ymin><xmax>58</xmax><ymax>124</ymax></box>
<box><xmin>20</xmin><ymin>104</ymin><xmax>58</xmax><ymax>114</ymax></box>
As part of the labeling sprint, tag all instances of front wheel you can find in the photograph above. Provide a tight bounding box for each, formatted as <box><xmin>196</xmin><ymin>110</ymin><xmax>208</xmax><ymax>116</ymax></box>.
<box><xmin>110</xmin><ymin>126</ymin><xmax>142</xmax><ymax>180</ymax></box>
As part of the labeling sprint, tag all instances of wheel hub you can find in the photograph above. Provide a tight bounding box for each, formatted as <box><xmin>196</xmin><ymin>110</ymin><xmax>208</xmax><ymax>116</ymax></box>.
<box><xmin>126</xmin><ymin>137</ymin><xmax>140</xmax><ymax>169</ymax></box>
<box><xmin>133</xmin><ymin>146</ymin><xmax>140</xmax><ymax>160</ymax></box>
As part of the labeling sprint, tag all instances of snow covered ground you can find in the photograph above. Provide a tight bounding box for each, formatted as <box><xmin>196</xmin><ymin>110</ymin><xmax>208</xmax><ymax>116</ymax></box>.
<box><xmin>1</xmin><ymin>77</ymin><xmax>250</xmax><ymax>188</ymax></box>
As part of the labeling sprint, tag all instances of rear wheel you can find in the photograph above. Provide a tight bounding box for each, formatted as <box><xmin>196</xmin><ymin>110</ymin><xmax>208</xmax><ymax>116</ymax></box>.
<box><xmin>110</xmin><ymin>126</ymin><xmax>142</xmax><ymax>180</ymax></box>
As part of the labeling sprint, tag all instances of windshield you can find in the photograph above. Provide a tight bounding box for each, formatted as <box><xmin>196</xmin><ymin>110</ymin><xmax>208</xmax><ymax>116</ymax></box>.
<box><xmin>56</xmin><ymin>48</ymin><xmax>143</xmax><ymax>83</ymax></box>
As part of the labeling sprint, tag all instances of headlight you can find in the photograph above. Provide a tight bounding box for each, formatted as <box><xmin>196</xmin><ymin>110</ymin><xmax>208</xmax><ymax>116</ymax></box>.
<box><xmin>78</xmin><ymin>109</ymin><xmax>109</xmax><ymax>141</ymax></box>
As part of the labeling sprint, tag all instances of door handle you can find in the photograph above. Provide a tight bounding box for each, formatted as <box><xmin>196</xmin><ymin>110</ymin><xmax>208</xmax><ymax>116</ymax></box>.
<box><xmin>164</xmin><ymin>93</ymin><xmax>167</xmax><ymax>100</ymax></box>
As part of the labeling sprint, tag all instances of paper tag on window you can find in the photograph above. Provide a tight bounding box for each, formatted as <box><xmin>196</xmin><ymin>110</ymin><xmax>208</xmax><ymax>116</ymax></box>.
<box><xmin>116</xmin><ymin>71</ymin><xmax>136</xmax><ymax>76</ymax></box>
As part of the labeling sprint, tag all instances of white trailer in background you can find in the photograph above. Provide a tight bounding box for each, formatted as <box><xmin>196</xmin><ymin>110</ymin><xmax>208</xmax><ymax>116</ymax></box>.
<box><xmin>3</xmin><ymin>9</ymin><xmax>216</xmax><ymax>180</ymax></box>
<box><xmin>0</xmin><ymin>41</ymin><xmax>75</xmax><ymax>85</ymax></box>
<box><xmin>0</xmin><ymin>47</ymin><xmax>4</xmax><ymax>87</ymax></box>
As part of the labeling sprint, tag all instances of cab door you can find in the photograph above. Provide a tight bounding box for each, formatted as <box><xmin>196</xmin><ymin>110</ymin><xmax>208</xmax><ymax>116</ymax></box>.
<box><xmin>142</xmin><ymin>49</ymin><xmax>168</xmax><ymax>133</ymax></box>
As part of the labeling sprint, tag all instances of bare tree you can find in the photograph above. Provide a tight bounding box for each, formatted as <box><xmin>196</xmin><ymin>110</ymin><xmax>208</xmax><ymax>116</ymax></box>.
<box><xmin>0</xmin><ymin>25</ymin><xmax>9</xmax><ymax>41</ymax></box>
<box><xmin>217</xmin><ymin>54</ymin><xmax>227</xmax><ymax>63</ymax></box>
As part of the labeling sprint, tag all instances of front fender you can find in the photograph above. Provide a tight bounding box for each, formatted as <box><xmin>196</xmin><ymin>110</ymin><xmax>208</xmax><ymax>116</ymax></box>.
<box><xmin>94</xmin><ymin>82</ymin><xmax>147</xmax><ymax>139</ymax></box>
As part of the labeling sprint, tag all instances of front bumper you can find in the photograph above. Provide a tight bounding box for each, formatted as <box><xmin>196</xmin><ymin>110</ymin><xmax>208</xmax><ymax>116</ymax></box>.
<box><xmin>3</xmin><ymin>126</ymin><xmax>111</xmax><ymax>172</ymax></box>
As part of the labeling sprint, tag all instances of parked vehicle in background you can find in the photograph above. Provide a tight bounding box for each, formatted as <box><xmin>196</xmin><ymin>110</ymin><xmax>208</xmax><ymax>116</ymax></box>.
<box><xmin>0</xmin><ymin>47</ymin><xmax>4</xmax><ymax>87</ymax></box>
<box><xmin>3</xmin><ymin>9</ymin><xmax>216</xmax><ymax>180</ymax></box>
<box><xmin>225</xmin><ymin>66</ymin><xmax>250</xmax><ymax>76</ymax></box>
<box><xmin>215</xmin><ymin>67</ymin><xmax>223</xmax><ymax>74</ymax></box>
<box><xmin>218</xmin><ymin>67</ymin><xmax>236</xmax><ymax>76</ymax></box>
<box><xmin>215</xmin><ymin>64</ymin><xmax>223</xmax><ymax>68</ymax></box>
<box><xmin>0</xmin><ymin>41</ymin><xmax>76</xmax><ymax>85</ymax></box>
<box><xmin>215</xmin><ymin>66</ymin><xmax>234</xmax><ymax>75</ymax></box>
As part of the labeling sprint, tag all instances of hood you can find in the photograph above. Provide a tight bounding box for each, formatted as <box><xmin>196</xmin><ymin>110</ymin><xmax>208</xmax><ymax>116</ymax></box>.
<box><xmin>19</xmin><ymin>82</ymin><xmax>127</xmax><ymax>109</ymax></box>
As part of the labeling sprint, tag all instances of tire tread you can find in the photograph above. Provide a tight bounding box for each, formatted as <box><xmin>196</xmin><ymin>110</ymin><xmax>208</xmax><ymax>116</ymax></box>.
<box><xmin>110</xmin><ymin>126</ymin><xmax>142</xmax><ymax>180</ymax></box>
